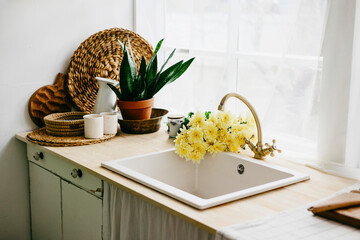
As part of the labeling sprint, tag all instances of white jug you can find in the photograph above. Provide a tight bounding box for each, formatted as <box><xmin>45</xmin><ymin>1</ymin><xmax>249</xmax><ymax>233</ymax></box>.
<box><xmin>93</xmin><ymin>77</ymin><xmax>119</xmax><ymax>114</ymax></box>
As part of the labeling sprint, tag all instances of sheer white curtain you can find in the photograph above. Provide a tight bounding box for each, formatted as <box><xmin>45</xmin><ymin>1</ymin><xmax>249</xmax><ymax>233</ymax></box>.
<box><xmin>135</xmin><ymin>0</ymin><xmax>360</xmax><ymax>178</ymax></box>
<box><xmin>315</xmin><ymin>0</ymin><xmax>360</xmax><ymax>179</ymax></box>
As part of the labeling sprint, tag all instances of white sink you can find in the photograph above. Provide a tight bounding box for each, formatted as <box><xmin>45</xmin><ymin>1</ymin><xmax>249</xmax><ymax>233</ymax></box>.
<box><xmin>102</xmin><ymin>149</ymin><xmax>309</xmax><ymax>209</ymax></box>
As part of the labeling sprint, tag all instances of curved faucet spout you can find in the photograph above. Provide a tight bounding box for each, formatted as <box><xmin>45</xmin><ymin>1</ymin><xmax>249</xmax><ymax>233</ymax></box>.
<box><xmin>218</xmin><ymin>93</ymin><xmax>262</xmax><ymax>145</ymax></box>
<box><xmin>218</xmin><ymin>92</ymin><xmax>280</xmax><ymax>160</ymax></box>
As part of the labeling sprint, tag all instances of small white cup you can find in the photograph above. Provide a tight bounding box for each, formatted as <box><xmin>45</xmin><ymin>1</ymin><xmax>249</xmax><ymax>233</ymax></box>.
<box><xmin>100</xmin><ymin>112</ymin><xmax>118</xmax><ymax>135</ymax></box>
<box><xmin>83</xmin><ymin>114</ymin><xmax>104</xmax><ymax>139</ymax></box>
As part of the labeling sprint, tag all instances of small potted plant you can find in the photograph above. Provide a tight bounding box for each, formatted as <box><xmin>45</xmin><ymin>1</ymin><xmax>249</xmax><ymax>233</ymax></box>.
<box><xmin>108</xmin><ymin>38</ymin><xmax>195</xmax><ymax>120</ymax></box>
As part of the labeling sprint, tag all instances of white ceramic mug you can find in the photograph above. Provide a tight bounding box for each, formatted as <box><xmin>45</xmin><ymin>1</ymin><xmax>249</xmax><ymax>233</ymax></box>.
<box><xmin>100</xmin><ymin>112</ymin><xmax>118</xmax><ymax>135</ymax></box>
<box><xmin>83</xmin><ymin>114</ymin><xmax>104</xmax><ymax>139</ymax></box>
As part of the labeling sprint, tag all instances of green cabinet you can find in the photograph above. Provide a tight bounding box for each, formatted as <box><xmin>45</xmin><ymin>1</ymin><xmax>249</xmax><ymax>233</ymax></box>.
<box><xmin>27</xmin><ymin>143</ymin><xmax>103</xmax><ymax>240</ymax></box>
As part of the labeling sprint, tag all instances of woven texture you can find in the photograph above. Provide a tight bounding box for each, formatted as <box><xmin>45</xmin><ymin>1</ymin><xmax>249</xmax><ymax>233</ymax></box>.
<box><xmin>44</xmin><ymin>112</ymin><xmax>88</xmax><ymax>136</ymax></box>
<box><xmin>119</xmin><ymin>108</ymin><xmax>168</xmax><ymax>134</ymax></box>
<box><xmin>66</xmin><ymin>28</ymin><xmax>154</xmax><ymax>113</ymax></box>
<box><xmin>26</xmin><ymin>128</ymin><xmax>115</xmax><ymax>147</ymax></box>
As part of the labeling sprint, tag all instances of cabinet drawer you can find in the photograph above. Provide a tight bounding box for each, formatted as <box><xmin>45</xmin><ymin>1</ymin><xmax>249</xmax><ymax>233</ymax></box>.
<box><xmin>27</xmin><ymin>143</ymin><xmax>102</xmax><ymax>197</ymax></box>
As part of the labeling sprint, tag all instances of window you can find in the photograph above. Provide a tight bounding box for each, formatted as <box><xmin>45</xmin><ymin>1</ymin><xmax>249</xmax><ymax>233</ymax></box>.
<box><xmin>136</xmin><ymin>0</ymin><xmax>327</xmax><ymax>161</ymax></box>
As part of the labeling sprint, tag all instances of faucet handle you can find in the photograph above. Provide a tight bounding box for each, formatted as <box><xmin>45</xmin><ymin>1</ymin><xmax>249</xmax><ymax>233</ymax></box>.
<box><xmin>263</xmin><ymin>139</ymin><xmax>281</xmax><ymax>157</ymax></box>
<box><xmin>244</xmin><ymin>134</ymin><xmax>255</xmax><ymax>144</ymax></box>
<box><xmin>269</xmin><ymin>139</ymin><xmax>282</xmax><ymax>157</ymax></box>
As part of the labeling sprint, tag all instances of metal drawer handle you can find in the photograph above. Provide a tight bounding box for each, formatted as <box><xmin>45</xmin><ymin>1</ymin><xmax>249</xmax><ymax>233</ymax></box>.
<box><xmin>33</xmin><ymin>152</ymin><xmax>44</xmax><ymax>161</ymax></box>
<box><xmin>71</xmin><ymin>168</ymin><xmax>83</xmax><ymax>178</ymax></box>
<box><xmin>90</xmin><ymin>188</ymin><xmax>102</xmax><ymax>194</ymax></box>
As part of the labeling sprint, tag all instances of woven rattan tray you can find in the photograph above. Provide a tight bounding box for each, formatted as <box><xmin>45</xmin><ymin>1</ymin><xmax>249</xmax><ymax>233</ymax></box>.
<box><xmin>26</xmin><ymin>128</ymin><xmax>115</xmax><ymax>147</ymax></box>
<box><xmin>44</xmin><ymin>112</ymin><xmax>88</xmax><ymax>136</ymax></box>
<box><xmin>66</xmin><ymin>28</ymin><xmax>154</xmax><ymax>113</ymax></box>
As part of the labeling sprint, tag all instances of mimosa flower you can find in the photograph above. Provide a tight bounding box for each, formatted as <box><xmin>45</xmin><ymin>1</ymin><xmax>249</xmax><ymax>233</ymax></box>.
<box><xmin>234</xmin><ymin>133</ymin><xmax>247</xmax><ymax>147</ymax></box>
<box><xmin>217</xmin><ymin>111</ymin><xmax>234</xmax><ymax>129</ymax></box>
<box><xmin>217</xmin><ymin>128</ymin><xmax>229</xmax><ymax>141</ymax></box>
<box><xmin>174</xmin><ymin>134</ymin><xmax>185</xmax><ymax>146</ymax></box>
<box><xmin>192</xmin><ymin>142</ymin><xmax>207</xmax><ymax>155</ymax></box>
<box><xmin>208</xmin><ymin>113</ymin><xmax>217</xmax><ymax>125</ymax></box>
<box><xmin>207</xmin><ymin>141</ymin><xmax>226</xmax><ymax>155</ymax></box>
<box><xmin>187</xmin><ymin>150</ymin><xmax>204</xmax><ymax>163</ymax></box>
<box><xmin>188</xmin><ymin>112</ymin><xmax>205</xmax><ymax>127</ymax></box>
<box><xmin>187</xmin><ymin>127</ymin><xmax>203</xmax><ymax>143</ymax></box>
<box><xmin>203</xmin><ymin>122</ymin><xmax>218</xmax><ymax>142</ymax></box>
<box><xmin>175</xmin><ymin>142</ymin><xmax>192</xmax><ymax>157</ymax></box>
<box><xmin>174</xmin><ymin>111</ymin><xmax>256</xmax><ymax>163</ymax></box>
<box><xmin>228</xmin><ymin>140</ymin><xmax>240</xmax><ymax>153</ymax></box>
<box><xmin>222</xmin><ymin>132</ymin><xmax>239</xmax><ymax>153</ymax></box>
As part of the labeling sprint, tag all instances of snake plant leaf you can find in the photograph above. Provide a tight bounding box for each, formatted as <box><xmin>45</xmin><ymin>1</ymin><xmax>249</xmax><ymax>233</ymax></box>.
<box><xmin>145</xmin><ymin>39</ymin><xmax>163</xmax><ymax>81</ymax></box>
<box><xmin>119</xmin><ymin>39</ymin><xmax>136</xmax><ymax>97</ymax></box>
<box><xmin>138</xmin><ymin>56</ymin><xmax>147</xmax><ymax>79</ymax></box>
<box><xmin>167</xmin><ymin>57</ymin><xmax>195</xmax><ymax>84</ymax></box>
<box><xmin>127</xmin><ymin>35</ymin><xmax>135</xmax><ymax>64</ymax></box>
<box><xmin>125</xmin><ymin>46</ymin><xmax>137</xmax><ymax>86</ymax></box>
<box><xmin>138</xmin><ymin>57</ymin><xmax>147</xmax><ymax>97</ymax></box>
<box><xmin>159</xmin><ymin>48</ymin><xmax>176</xmax><ymax>73</ymax></box>
<box><xmin>134</xmin><ymin>74</ymin><xmax>147</xmax><ymax>101</ymax></box>
<box><xmin>146</xmin><ymin>54</ymin><xmax>158</xmax><ymax>91</ymax></box>
<box><xmin>119</xmin><ymin>44</ymin><xmax>132</xmax><ymax>100</ymax></box>
<box><xmin>151</xmin><ymin>60</ymin><xmax>184</xmax><ymax>96</ymax></box>
<box><xmin>153</xmin><ymin>39</ymin><xmax>164</xmax><ymax>56</ymax></box>
<box><xmin>110</xmin><ymin>37</ymin><xmax>195</xmax><ymax>101</ymax></box>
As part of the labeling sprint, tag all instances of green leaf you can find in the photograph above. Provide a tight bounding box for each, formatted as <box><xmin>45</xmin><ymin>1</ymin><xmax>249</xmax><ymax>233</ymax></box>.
<box><xmin>158</xmin><ymin>48</ymin><xmax>176</xmax><ymax>73</ymax></box>
<box><xmin>134</xmin><ymin>73</ymin><xmax>146</xmax><ymax>100</ymax></box>
<box><xmin>116</xmin><ymin>37</ymin><xmax>194</xmax><ymax>101</ymax></box>
<box><xmin>167</xmin><ymin>57</ymin><xmax>195</xmax><ymax>84</ymax></box>
<box><xmin>127</xmin><ymin>35</ymin><xmax>135</xmax><ymax>64</ymax></box>
<box><xmin>153</xmin><ymin>39</ymin><xmax>164</xmax><ymax>55</ymax></box>
<box><xmin>119</xmin><ymin>44</ymin><xmax>134</xmax><ymax>99</ymax></box>
<box><xmin>151</xmin><ymin>60</ymin><xmax>184</xmax><ymax>96</ymax></box>
<box><xmin>138</xmin><ymin>56</ymin><xmax>147</xmax><ymax>79</ymax></box>
<box><xmin>145</xmin><ymin>50</ymin><xmax>159</xmax><ymax>73</ymax></box>
<box><xmin>145</xmin><ymin>55</ymin><xmax>158</xmax><ymax>94</ymax></box>
<box><xmin>136</xmin><ymin>83</ymin><xmax>147</xmax><ymax>100</ymax></box>
<box><xmin>125</xmin><ymin>45</ymin><xmax>136</xmax><ymax>84</ymax></box>
<box><xmin>205</xmin><ymin>111</ymin><xmax>212</xmax><ymax>119</ymax></box>
<box><xmin>145</xmin><ymin>39</ymin><xmax>163</xmax><ymax>82</ymax></box>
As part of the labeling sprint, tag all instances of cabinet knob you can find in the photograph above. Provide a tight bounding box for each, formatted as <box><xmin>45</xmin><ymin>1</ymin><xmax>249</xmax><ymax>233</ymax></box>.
<box><xmin>71</xmin><ymin>168</ymin><xmax>83</xmax><ymax>178</ymax></box>
<box><xmin>33</xmin><ymin>152</ymin><xmax>44</xmax><ymax>161</ymax></box>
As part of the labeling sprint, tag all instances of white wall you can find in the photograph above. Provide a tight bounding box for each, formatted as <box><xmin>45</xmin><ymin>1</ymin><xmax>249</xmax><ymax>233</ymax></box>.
<box><xmin>0</xmin><ymin>0</ymin><xmax>133</xmax><ymax>238</ymax></box>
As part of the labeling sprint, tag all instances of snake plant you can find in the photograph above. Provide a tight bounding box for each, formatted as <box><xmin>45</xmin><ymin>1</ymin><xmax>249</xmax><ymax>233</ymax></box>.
<box><xmin>108</xmin><ymin>38</ymin><xmax>195</xmax><ymax>101</ymax></box>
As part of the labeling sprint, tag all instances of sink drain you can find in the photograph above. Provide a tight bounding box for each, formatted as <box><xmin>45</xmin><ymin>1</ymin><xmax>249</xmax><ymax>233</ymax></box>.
<box><xmin>237</xmin><ymin>164</ymin><xmax>245</xmax><ymax>174</ymax></box>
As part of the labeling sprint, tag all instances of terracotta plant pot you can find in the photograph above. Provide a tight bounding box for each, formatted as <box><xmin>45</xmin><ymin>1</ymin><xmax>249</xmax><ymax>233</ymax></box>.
<box><xmin>117</xmin><ymin>98</ymin><xmax>154</xmax><ymax>120</ymax></box>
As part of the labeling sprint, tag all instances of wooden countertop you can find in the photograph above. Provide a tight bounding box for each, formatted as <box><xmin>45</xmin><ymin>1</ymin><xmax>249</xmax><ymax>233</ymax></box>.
<box><xmin>16</xmin><ymin>128</ymin><xmax>357</xmax><ymax>235</ymax></box>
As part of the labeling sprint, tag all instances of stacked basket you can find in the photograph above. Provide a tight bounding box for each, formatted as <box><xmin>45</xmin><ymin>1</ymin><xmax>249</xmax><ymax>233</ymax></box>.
<box><xmin>43</xmin><ymin>112</ymin><xmax>88</xmax><ymax>136</ymax></box>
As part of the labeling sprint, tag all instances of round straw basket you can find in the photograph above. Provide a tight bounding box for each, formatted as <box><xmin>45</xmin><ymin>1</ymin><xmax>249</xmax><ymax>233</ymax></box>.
<box><xmin>66</xmin><ymin>28</ymin><xmax>154</xmax><ymax>113</ymax></box>
<box><xmin>26</xmin><ymin>128</ymin><xmax>115</xmax><ymax>147</ymax></box>
<box><xmin>44</xmin><ymin>112</ymin><xmax>88</xmax><ymax>136</ymax></box>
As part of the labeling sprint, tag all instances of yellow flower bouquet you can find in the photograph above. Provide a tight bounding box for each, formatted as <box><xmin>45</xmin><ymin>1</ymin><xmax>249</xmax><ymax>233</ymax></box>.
<box><xmin>174</xmin><ymin>111</ymin><xmax>257</xmax><ymax>163</ymax></box>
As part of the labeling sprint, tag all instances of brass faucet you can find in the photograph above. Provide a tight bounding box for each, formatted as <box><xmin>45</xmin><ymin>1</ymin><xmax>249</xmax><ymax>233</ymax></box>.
<box><xmin>218</xmin><ymin>92</ymin><xmax>281</xmax><ymax>160</ymax></box>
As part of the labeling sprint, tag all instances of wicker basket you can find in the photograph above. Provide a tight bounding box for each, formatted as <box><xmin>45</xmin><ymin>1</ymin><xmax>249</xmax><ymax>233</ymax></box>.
<box><xmin>66</xmin><ymin>28</ymin><xmax>154</xmax><ymax>113</ymax></box>
<box><xmin>44</xmin><ymin>112</ymin><xmax>88</xmax><ymax>136</ymax></box>
<box><xmin>27</xmin><ymin>128</ymin><xmax>115</xmax><ymax>147</ymax></box>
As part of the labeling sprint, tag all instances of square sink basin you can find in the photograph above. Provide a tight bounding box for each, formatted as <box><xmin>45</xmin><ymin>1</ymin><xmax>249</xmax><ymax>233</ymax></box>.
<box><xmin>102</xmin><ymin>149</ymin><xmax>309</xmax><ymax>209</ymax></box>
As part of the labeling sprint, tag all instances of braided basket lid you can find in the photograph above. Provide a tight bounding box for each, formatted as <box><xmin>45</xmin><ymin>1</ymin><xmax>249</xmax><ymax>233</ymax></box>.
<box><xmin>66</xmin><ymin>28</ymin><xmax>154</xmax><ymax>112</ymax></box>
